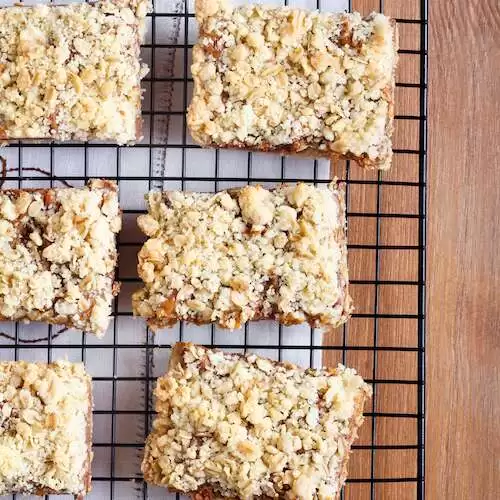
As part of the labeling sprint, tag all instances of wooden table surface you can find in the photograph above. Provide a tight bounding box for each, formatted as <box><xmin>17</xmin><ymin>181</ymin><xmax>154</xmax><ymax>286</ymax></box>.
<box><xmin>428</xmin><ymin>1</ymin><xmax>499</xmax><ymax>498</ymax></box>
<box><xmin>325</xmin><ymin>0</ymin><xmax>499</xmax><ymax>498</ymax></box>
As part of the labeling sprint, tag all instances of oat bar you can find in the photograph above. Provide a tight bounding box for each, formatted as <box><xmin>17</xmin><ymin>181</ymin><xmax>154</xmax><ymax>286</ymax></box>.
<box><xmin>0</xmin><ymin>361</ymin><xmax>93</xmax><ymax>497</ymax></box>
<box><xmin>0</xmin><ymin>180</ymin><xmax>121</xmax><ymax>336</ymax></box>
<box><xmin>0</xmin><ymin>0</ymin><xmax>149</xmax><ymax>144</ymax></box>
<box><xmin>188</xmin><ymin>0</ymin><xmax>398</xmax><ymax>170</ymax></box>
<box><xmin>133</xmin><ymin>182</ymin><xmax>351</xmax><ymax>330</ymax></box>
<box><xmin>142</xmin><ymin>343</ymin><xmax>372</xmax><ymax>499</ymax></box>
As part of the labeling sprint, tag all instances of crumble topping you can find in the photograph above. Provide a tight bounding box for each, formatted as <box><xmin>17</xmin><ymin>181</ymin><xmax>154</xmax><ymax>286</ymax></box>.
<box><xmin>188</xmin><ymin>0</ymin><xmax>398</xmax><ymax>169</ymax></box>
<box><xmin>142</xmin><ymin>343</ymin><xmax>372</xmax><ymax>499</ymax></box>
<box><xmin>132</xmin><ymin>183</ymin><xmax>351</xmax><ymax>330</ymax></box>
<box><xmin>0</xmin><ymin>361</ymin><xmax>92</xmax><ymax>496</ymax></box>
<box><xmin>0</xmin><ymin>180</ymin><xmax>121</xmax><ymax>336</ymax></box>
<box><xmin>0</xmin><ymin>0</ymin><xmax>150</xmax><ymax>144</ymax></box>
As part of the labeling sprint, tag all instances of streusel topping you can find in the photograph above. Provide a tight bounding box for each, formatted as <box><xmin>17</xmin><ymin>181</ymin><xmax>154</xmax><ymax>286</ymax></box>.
<box><xmin>188</xmin><ymin>0</ymin><xmax>397</xmax><ymax>169</ymax></box>
<box><xmin>0</xmin><ymin>0</ymin><xmax>149</xmax><ymax>144</ymax></box>
<box><xmin>133</xmin><ymin>183</ymin><xmax>351</xmax><ymax>330</ymax></box>
<box><xmin>0</xmin><ymin>180</ymin><xmax>121</xmax><ymax>336</ymax></box>
<box><xmin>142</xmin><ymin>343</ymin><xmax>371</xmax><ymax>499</ymax></box>
<box><xmin>0</xmin><ymin>361</ymin><xmax>91</xmax><ymax>495</ymax></box>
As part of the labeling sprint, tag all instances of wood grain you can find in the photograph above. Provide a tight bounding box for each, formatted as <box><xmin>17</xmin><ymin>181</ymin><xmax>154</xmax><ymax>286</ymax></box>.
<box><xmin>328</xmin><ymin>0</ymin><xmax>500</xmax><ymax>498</ymax></box>
<box><xmin>326</xmin><ymin>0</ymin><xmax>423</xmax><ymax>498</ymax></box>
<box><xmin>428</xmin><ymin>1</ymin><xmax>500</xmax><ymax>499</ymax></box>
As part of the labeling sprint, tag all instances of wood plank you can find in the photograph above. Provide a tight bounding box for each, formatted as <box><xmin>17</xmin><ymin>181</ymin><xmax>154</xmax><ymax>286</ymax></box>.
<box><xmin>327</xmin><ymin>0</ymin><xmax>499</xmax><ymax>498</ymax></box>
<box><xmin>325</xmin><ymin>0</ymin><xmax>424</xmax><ymax>497</ymax></box>
<box><xmin>428</xmin><ymin>1</ymin><xmax>500</xmax><ymax>498</ymax></box>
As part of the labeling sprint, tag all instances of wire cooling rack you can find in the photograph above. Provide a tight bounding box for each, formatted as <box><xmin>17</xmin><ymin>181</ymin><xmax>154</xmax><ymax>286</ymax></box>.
<box><xmin>0</xmin><ymin>0</ymin><xmax>427</xmax><ymax>498</ymax></box>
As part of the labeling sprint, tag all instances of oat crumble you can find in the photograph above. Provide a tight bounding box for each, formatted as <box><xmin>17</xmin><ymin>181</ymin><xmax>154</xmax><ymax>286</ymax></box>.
<box><xmin>0</xmin><ymin>360</ymin><xmax>92</xmax><ymax>496</ymax></box>
<box><xmin>132</xmin><ymin>182</ymin><xmax>351</xmax><ymax>330</ymax></box>
<box><xmin>0</xmin><ymin>180</ymin><xmax>121</xmax><ymax>336</ymax></box>
<box><xmin>188</xmin><ymin>0</ymin><xmax>398</xmax><ymax>169</ymax></box>
<box><xmin>0</xmin><ymin>0</ymin><xmax>150</xmax><ymax>144</ymax></box>
<box><xmin>142</xmin><ymin>343</ymin><xmax>372</xmax><ymax>500</ymax></box>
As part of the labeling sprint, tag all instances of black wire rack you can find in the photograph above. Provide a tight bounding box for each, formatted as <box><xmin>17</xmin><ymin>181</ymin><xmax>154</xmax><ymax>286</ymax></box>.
<box><xmin>0</xmin><ymin>0</ymin><xmax>427</xmax><ymax>498</ymax></box>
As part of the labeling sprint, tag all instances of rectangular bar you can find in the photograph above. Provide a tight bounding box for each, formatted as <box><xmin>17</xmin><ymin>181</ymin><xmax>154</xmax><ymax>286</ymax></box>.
<box><xmin>0</xmin><ymin>0</ymin><xmax>149</xmax><ymax>144</ymax></box>
<box><xmin>188</xmin><ymin>0</ymin><xmax>398</xmax><ymax>170</ymax></box>
<box><xmin>142</xmin><ymin>342</ymin><xmax>372</xmax><ymax>499</ymax></box>
<box><xmin>133</xmin><ymin>182</ymin><xmax>351</xmax><ymax>330</ymax></box>
<box><xmin>0</xmin><ymin>180</ymin><xmax>121</xmax><ymax>336</ymax></box>
<box><xmin>0</xmin><ymin>360</ymin><xmax>93</xmax><ymax>497</ymax></box>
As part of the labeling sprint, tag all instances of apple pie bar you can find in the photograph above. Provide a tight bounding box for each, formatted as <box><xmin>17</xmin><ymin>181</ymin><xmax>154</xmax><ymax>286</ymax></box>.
<box><xmin>0</xmin><ymin>0</ymin><xmax>149</xmax><ymax>144</ymax></box>
<box><xmin>133</xmin><ymin>182</ymin><xmax>351</xmax><ymax>330</ymax></box>
<box><xmin>188</xmin><ymin>0</ymin><xmax>398</xmax><ymax>169</ymax></box>
<box><xmin>0</xmin><ymin>361</ymin><xmax>93</xmax><ymax>497</ymax></box>
<box><xmin>142</xmin><ymin>342</ymin><xmax>372</xmax><ymax>499</ymax></box>
<box><xmin>0</xmin><ymin>180</ymin><xmax>121</xmax><ymax>336</ymax></box>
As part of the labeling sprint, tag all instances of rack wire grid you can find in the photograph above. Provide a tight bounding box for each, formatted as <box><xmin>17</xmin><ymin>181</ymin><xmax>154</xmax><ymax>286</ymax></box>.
<box><xmin>0</xmin><ymin>0</ymin><xmax>427</xmax><ymax>498</ymax></box>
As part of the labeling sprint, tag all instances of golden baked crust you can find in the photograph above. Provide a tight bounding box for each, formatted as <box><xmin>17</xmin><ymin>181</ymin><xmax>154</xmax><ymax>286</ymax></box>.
<box><xmin>0</xmin><ymin>0</ymin><xmax>150</xmax><ymax>144</ymax></box>
<box><xmin>0</xmin><ymin>361</ymin><xmax>93</xmax><ymax>496</ymax></box>
<box><xmin>188</xmin><ymin>0</ymin><xmax>398</xmax><ymax>170</ymax></box>
<box><xmin>142</xmin><ymin>343</ymin><xmax>372</xmax><ymax>499</ymax></box>
<box><xmin>132</xmin><ymin>182</ymin><xmax>351</xmax><ymax>330</ymax></box>
<box><xmin>0</xmin><ymin>180</ymin><xmax>121</xmax><ymax>336</ymax></box>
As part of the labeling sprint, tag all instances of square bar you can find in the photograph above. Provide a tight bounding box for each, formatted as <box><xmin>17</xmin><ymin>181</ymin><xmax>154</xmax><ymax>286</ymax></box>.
<box><xmin>133</xmin><ymin>182</ymin><xmax>351</xmax><ymax>330</ymax></box>
<box><xmin>0</xmin><ymin>0</ymin><xmax>149</xmax><ymax>144</ymax></box>
<box><xmin>188</xmin><ymin>0</ymin><xmax>398</xmax><ymax>170</ymax></box>
<box><xmin>142</xmin><ymin>343</ymin><xmax>372</xmax><ymax>499</ymax></box>
<box><xmin>0</xmin><ymin>361</ymin><xmax>93</xmax><ymax>497</ymax></box>
<box><xmin>0</xmin><ymin>180</ymin><xmax>121</xmax><ymax>336</ymax></box>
